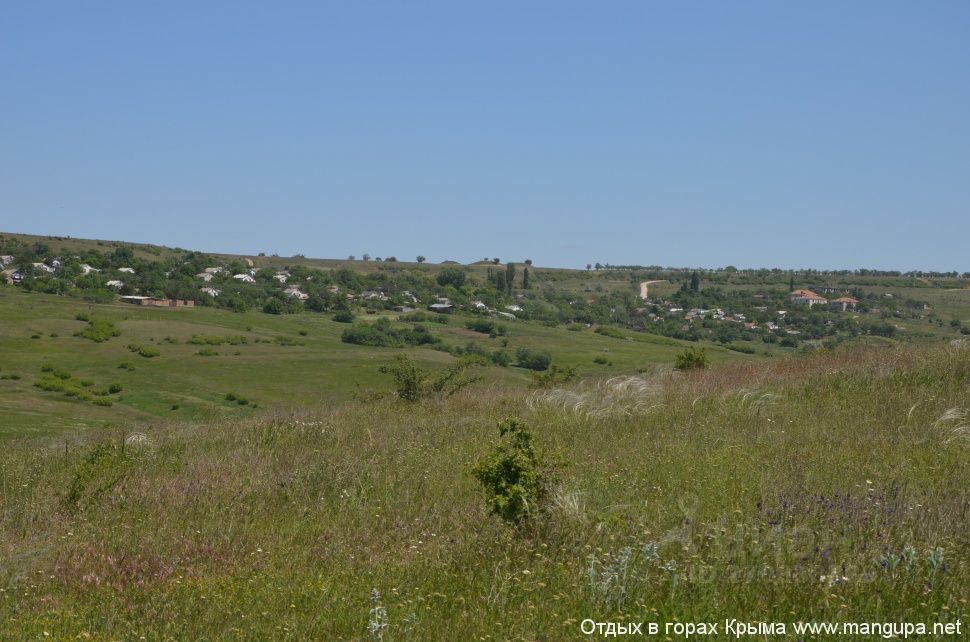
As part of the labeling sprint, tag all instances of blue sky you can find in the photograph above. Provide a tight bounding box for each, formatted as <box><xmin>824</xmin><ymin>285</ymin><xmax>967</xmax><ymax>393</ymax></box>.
<box><xmin>2</xmin><ymin>2</ymin><xmax>968</xmax><ymax>271</ymax></box>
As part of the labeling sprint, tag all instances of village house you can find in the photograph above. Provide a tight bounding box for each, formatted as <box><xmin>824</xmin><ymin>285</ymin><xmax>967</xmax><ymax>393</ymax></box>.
<box><xmin>830</xmin><ymin>296</ymin><xmax>859</xmax><ymax>312</ymax></box>
<box><xmin>118</xmin><ymin>267</ymin><xmax>136</xmax><ymax>274</ymax></box>
<box><xmin>788</xmin><ymin>289</ymin><xmax>827</xmax><ymax>307</ymax></box>
<box><xmin>0</xmin><ymin>255</ymin><xmax>14</xmax><ymax>267</ymax></box>
<box><xmin>32</xmin><ymin>262</ymin><xmax>55</xmax><ymax>273</ymax></box>
<box><xmin>505</xmin><ymin>304</ymin><xmax>523</xmax><ymax>313</ymax></box>
<box><xmin>197</xmin><ymin>272</ymin><xmax>215</xmax><ymax>282</ymax></box>
<box><xmin>200</xmin><ymin>287</ymin><xmax>221</xmax><ymax>297</ymax></box>
<box><xmin>80</xmin><ymin>264</ymin><xmax>100</xmax><ymax>275</ymax></box>
<box><xmin>283</xmin><ymin>286</ymin><xmax>309</xmax><ymax>300</ymax></box>
<box><xmin>106</xmin><ymin>280</ymin><xmax>124</xmax><ymax>288</ymax></box>
<box><xmin>202</xmin><ymin>267</ymin><xmax>224</xmax><ymax>275</ymax></box>
<box><xmin>274</xmin><ymin>271</ymin><xmax>290</xmax><ymax>283</ymax></box>
<box><xmin>233</xmin><ymin>274</ymin><xmax>256</xmax><ymax>283</ymax></box>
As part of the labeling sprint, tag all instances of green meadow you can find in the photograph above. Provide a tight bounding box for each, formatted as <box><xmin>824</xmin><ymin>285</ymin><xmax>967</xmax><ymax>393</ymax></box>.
<box><xmin>1</xmin><ymin>239</ymin><xmax>969</xmax><ymax>640</ymax></box>
<box><xmin>0</xmin><ymin>288</ymin><xmax>743</xmax><ymax>438</ymax></box>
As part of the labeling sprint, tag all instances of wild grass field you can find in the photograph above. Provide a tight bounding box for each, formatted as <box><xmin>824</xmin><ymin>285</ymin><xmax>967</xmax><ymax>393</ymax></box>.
<box><xmin>0</xmin><ymin>288</ymin><xmax>744</xmax><ymax>438</ymax></box>
<box><xmin>2</xmin><ymin>234</ymin><xmax>969</xmax><ymax>639</ymax></box>
<box><xmin>0</xmin><ymin>341</ymin><xmax>968</xmax><ymax>639</ymax></box>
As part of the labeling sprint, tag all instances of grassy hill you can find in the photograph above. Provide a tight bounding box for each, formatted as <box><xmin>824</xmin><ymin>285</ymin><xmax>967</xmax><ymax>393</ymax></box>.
<box><xmin>0</xmin><ymin>343</ymin><xmax>967</xmax><ymax>638</ymax></box>
<box><xmin>0</xmin><ymin>232</ymin><xmax>968</xmax><ymax>638</ymax></box>
<box><xmin>0</xmin><ymin>288</ymin><xmax>743</xmax><ymax>438</ymax></box>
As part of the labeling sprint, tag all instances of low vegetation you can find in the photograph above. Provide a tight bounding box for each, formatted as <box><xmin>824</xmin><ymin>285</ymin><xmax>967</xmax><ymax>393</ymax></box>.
<box><xmin>0</xmin><ymin>344</ymin><xmax>967</xmax><ymax>638</ymax></box>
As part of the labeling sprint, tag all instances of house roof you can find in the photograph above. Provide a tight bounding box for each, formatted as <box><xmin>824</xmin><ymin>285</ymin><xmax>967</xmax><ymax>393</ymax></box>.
<box><xmin>789</xmin><ymin>289</ymin><xmax>826</xmax><ymax>301</ymax></box>
<box><xmin>832</xmin><ymin>296</ymin><xmax>859</xmax><ymax>303</ymax></box>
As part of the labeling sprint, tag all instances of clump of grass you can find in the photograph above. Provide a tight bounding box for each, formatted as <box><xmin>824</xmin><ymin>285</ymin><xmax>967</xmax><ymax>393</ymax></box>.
<box><xmin>196</xmin><ymin>347</ymin><xmax>219</xmax><ymax>356</ymax></box>
<box><xmin>75</xmin><ymin>318</ymin><xmax>121</xmax><ymax>343</ymax></box>
<box><xmin>128</xmin><ymin>343</ymin><xmax>160</xmax><ymax>358</ymax></box>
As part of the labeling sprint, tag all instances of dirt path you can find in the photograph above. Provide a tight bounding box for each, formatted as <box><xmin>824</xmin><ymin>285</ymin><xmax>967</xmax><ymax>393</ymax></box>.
<box><xmin>639</xmin><ymin>280</ymin><xmax>666</xmax><ymax>300</ymax></box>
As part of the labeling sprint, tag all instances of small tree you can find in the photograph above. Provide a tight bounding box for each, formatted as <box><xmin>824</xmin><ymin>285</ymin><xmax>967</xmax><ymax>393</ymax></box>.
<box><xmin>690</xmin><ymin>271</ymin><xmax>700</xmax><ymax>292</ymax></box>
<box><xmin>436</xmin><ymin>267</ymin><xmax>466</xmax><ymax>288</ymax></box>
<box><xmin>472</xmin><ymin>417</ymin><xmax>553</xmax><ymax>525</ymax></box>
<box><xmin>522</xmin><ymin>267</ymin><xmax>530</xmax><ymax>290</ymax></box>
<box><xmin>675</xmin><ymin>346</ymin><xmax>709</xmax><ymax>370</ymax></box>
<box><xmin>505</xmin><ymin>262</ymin><xmax>516</xmax><ymax>294</ymax></box>
<box><xmin>379</xmin><ymin>354</ymin><xmax>481</xmax><ymax>402</ymax></box>
<box><xmin>416</xmin><ymin>256</ymin><xmax>426</xmax><ymax>263</ymax></box>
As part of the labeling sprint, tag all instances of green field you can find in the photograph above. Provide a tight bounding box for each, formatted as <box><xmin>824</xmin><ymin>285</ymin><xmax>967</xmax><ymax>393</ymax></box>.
<box><xmin>0</xmin><ymin>287</ymin><xmax>745</xmax><ymax>438</ymax></box>
<box><xmin>1</xmin><ymin>234</ymin><xmax>969</xmax><ymax>639</ymax></box>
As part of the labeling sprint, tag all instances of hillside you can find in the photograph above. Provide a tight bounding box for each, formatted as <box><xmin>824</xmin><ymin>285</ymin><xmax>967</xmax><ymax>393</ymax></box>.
<box><xmin>1</xmin><ymin>343</ymin><xmax>967</xmax><ymax>638</ymax></box>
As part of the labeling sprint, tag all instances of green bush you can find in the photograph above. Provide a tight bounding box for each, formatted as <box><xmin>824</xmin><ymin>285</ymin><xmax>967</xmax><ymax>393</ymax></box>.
<box><xmin>594</xmin><ymin>325</ymin><xmax>624</xmax><ymax>339</ymax></box>
<box><xmin>515</xmin><ymin>348</ymin><xmax>552</xmax><ymax>371</ymax></box>
<box><xmin>333</xmin><ymin>310</ymin><xmax>355</xmax><ymax>323</ymax></box>
<box><xmin>75</xmin><ymin>318</ymin><xmax>121</xmax><ymax>343</ymax></box>
<box><xmin>137</xmin><ymin>346</ymin><xmax>160</xmax><ymax>358</ymax></box>
<box><xmin>379</xmin><ymin>354</ymin><xmax>482</xmax><ymax>402</ymax></box>
<box><xmin>196</xmin><ymin>347</ymin><xmax>219</xmax><ymax>356</ymax></box>
<box><xmin>675</xmin><ymin>346</ymin><xmax>710</xmax><ymax>370</ymax></box>
<box><xmin>91</xmin><ymin>397</ymin><xmax>113</xmax><ymax>407</ymax></box>
<box><xmin>108</xmin><ymin>383</ymin><xmax>123</xmax><ymax>394</ymax></box>
<box><xmin>472</xmin><ymin>417</ymin><xmax>554</xmax><ymax>525</ymax></box>
<box><xmin>529</xmin><ymin>365</ymin><xmax>577</xmax><ymax>389</ymax></box>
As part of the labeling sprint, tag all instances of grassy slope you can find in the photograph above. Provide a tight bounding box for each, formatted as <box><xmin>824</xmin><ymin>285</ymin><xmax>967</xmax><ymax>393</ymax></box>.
<box><xmin>0</xmin><ymin>343</ymin><xmax>967</xmax><ymax>639</ymax></box>
<box><xmin>0</xmin><ymin>288</ymin><xmax>743</xmax><ymax>437</ymax></box>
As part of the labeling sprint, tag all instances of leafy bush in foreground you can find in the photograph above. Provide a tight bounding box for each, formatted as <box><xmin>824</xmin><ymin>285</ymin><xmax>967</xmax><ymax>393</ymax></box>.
<box><xmin>472</xmin><ymin>417</ymin><xmax>555</xmax><ymax>525</ymax></box>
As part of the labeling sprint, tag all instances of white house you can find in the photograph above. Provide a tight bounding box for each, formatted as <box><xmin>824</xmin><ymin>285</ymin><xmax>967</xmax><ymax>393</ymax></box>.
<box><xmin>197</xmin><ymin>272</ymin><xmax>215</xmax><ymax>282</ymax></box>
<box><xmin>106</xmin><ymin>280</ymin><xmax>124</xmax><ymax>288</ymax></box>
<box><xmin>203</xmin><ymin>267</ymin><xmax>224</xmax><ymax>275</ymax></box>
<box><xmin>118</xmin><ymin>267</ymin><xmax>136</xmax><ymax>274</ymax></box>
<box><xmin>274</xmin><ymin>271</ymin><xmax>290</xmax><ymax>283</ymax></box>
<box><xmin>505</xmin><ymin>304</ymin><xmax>523</xmax><ymax>313</ymax></box>
<box><xmin>200</xmin><ymin>287</ymin><xmax>221</xmax><ymax>297</ymax></box>
<box><xmin>32</xmin><ymin>262</ymin><xmax>55</xmax><ymax>273</ymax></box>
<box><xmin>283</xmin><ymin>286</ymin><xmax>309</xmax><ymax>300</ymax></box>
<box><xmin>80</xmin><ymin>264</ymin><xmax>100</xmax><ymax>275</ymax></box>
<box><xmin>0</xmin><ymin>255</ymin><xmax>14</xmax><ymax>267</ymax></box>
<box><xmin>233</xmin><ymin>274</ymin><xmax>256</xmax><ymax>283</ymax></box>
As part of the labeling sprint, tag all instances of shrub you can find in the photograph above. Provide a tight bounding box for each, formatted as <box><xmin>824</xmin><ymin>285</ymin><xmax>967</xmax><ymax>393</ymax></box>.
<box><xmin>379</xmin><ymin>354</ymin><xmax>482</xmax><ymax>402</ymax></box>
<box><xmin>529</xmin><ymin>365</ymin><xmax>577</xmax><ymax>389</ymax></box>
<box><xmin>196</xmin><ymin>347</ymin><xmax>219</xmax><ymax>356</ymax></box>
<box><xmin>436</xmin><ymin>267</ymin><xmax>466</xmax><ymax>288</ymax></box>
<box><xmin>333</xmin><ymin>310</ymin><xmax>355</xmax><ymax>323</ymax></box>
<box><xmin>593</xmin><ymin>355</ymin><xmax>609</xmax><ymax>364</ymax></box>
<box><xmin>472</xmin><ymin>417</ymin><xmax>555</xmax><ymax>525</ymax></box>
<box><xmin>108</xmin><ymin>383</ymin><xmax>123</xmax><ymax>394</ymax></box>
<box><xmin>117</xmin><ymin>361</ymin><xmax>135</xmax><ymax>370</ymax></box>
<box><xmin>137</xmin><ymin>346</ymin><xmax>160</xmax><ymax>358</ymax></box>
<box><xmin>75</xmin><ymin>312</ymin><xmax>90</xmax><ymax>322</ymax></box>
<box><xmin>675</xmin><ymin>346</ymin><xmax>710</xmax><ymax>370</ymax></box>
<box><xmin>465</xmin><ymin>319</ymin><xmax>506</xmax><ymax>336</ymax></box>
<box><xmin>594</xmin><ymin>325</ymin><xmax>624</xmax><ymax>339</ymax></box>
<box><xmin>75</xmin><ymin>318</ymin><xmax>121</xmax><ymax>343</ymax></box>
<box><xmin>515</xmin><ymin>348</ymin><xmax>552</xmax><ymax>371</ymax></box>
<box><xmin>225</xmin><ymin>392</ymin><xmax>238</xmax><ymax>401</ymax></box>
<box><xmin>298</xmin><ymin>329</ymin><xmax>308</xmax><ymax>336</ymax></box>
<box><xmin>91</xmin><ymin>397</ymin><xmax>113</xmax><ymax>407</ymax></box>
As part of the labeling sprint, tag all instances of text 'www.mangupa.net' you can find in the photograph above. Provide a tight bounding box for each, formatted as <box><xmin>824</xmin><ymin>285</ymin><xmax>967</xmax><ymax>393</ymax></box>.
<box><xmin>580</xmin><ymin>618</ymin><xmax>963</xmax><ymax>638</ymax></box>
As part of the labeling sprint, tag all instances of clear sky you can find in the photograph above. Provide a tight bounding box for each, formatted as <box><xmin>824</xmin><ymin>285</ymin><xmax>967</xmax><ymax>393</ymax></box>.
<box><xmin>2</xmin><ymin>2</ymin><xmax>968</xmax><ymax>271</ymax></box>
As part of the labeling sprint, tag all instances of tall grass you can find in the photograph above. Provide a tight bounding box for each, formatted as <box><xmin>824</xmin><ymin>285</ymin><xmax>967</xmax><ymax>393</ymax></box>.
<box><xmin>0</xmin><ymin>344</ymin><xmax>968</xmax><ymax>639</ymax></box>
